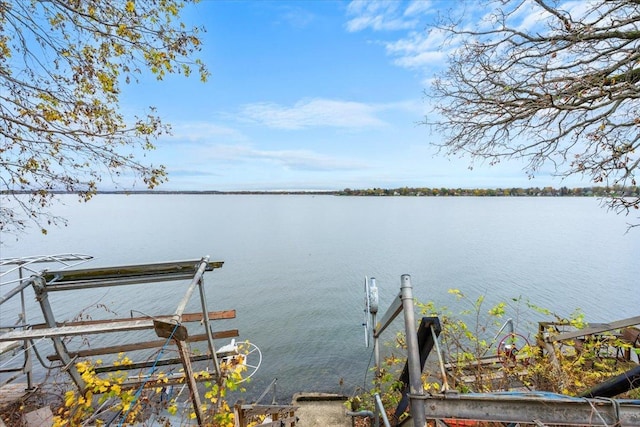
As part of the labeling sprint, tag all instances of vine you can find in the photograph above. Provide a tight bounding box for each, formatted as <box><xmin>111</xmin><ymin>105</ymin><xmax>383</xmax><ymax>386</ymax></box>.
<box><xmin>349</xmin><ymin>291</ymin><xmax>639</xmax><ymax>425</ymax></box>
<box><xmin>47</xmin><ymin>343</ymin><xmax>254</xmax><ymax>426</ymax></box>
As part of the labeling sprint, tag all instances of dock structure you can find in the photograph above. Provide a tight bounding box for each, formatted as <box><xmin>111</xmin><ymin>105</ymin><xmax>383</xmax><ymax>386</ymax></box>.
<box><xmin>357</xmin><ymin>274</ymin><xmax>640</xmax><ymax>427</ymax></box>
<box><xmin>3</xmin><ymin>259</ymin><xmax>639</xmax><ymax>426</ymax></box>
<box><xmin>0</xmin><ymin>254</ymin><xmax>259</xmax><ymax>426</ymax></box>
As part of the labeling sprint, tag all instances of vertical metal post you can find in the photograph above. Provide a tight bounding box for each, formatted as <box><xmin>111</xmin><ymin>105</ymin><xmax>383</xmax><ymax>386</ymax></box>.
<box><xmin>32</xmin><ymin>276</ymin><xmax>85</xmax><ymax>390</ymax></box>
<box><xmin>372</xmin><ymin>311</ymin><xmax>381</xmax><ymax>381</ymax></box>
<box><xmin>400</xmin><ymin>275</ymin><xmax>426</xmax><ymax>427</ymax></box>
<box><xmin>272</xmin><ymin>379</ymin><xmax>277</xmax><ymax>405</ymax></box>
<box><xmin>430</xmin><ymin>327</ymin><xmax>449</xmax><ymax>391</ymax></box>
<box><xmin>198</xmin><ymin>276</ymin><xmax>221</xmax><ymax>376</ymax></box>
<box><xmin>18</xmin><ymin>265</ymin><xmax>34</xmax><ymax>390</ymax></box>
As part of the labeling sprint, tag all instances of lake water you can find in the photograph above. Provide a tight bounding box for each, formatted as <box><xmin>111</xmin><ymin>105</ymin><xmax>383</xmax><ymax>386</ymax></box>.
<box><xmin>1</xmin><ymin>195</ymin><xmax>638</xmax><ymax>401</ymax></box>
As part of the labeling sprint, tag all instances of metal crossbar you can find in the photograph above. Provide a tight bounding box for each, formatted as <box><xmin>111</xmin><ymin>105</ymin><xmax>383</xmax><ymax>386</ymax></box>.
<box><xmin>0</xmin><ymin>255</ymin><xmax>233</xmax><ymax>426</ymax></box>
<box><xmin>370</xmin><ymin>275</ymin><xmax>640</xmax><ymax>427</ymax></box>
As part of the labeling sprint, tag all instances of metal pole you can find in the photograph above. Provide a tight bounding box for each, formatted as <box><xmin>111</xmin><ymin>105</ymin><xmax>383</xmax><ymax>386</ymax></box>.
<box><xmin>373</xmin><ymin>291</ymin><xmax>403</xmax><ymax>340</ymax></box>
<box><xmin>375</xmin><ymin>393</ymin><xmax>391</xmax><ymax>427</ymax></box>
<box><xmin>372</xmin><ymin>311</ymin><xmax>380</xmax><ymax>379</ymax></box>
<box><xmin>172</xmin><ymin>256</ymin><xmax>210</xmax><ymax>425</ymax></box>
<box><xmin>430</xmin><ymin>327</ymin><xmax>449</xmax><ymax>391</ymax></box>
<box><xmin>173</xmin><ymin>256</ymin><xmax>210</xmax><ymax>322</ymax></box>
<box><xmin>197</xmin><ymin>275</ymin><xmax>221</xmax><ymax>376</ymax></box>
<box><xmin>18</xmin><ymin>265</ymin><xmax>34</xmax><ymax>390</ymax></box>
<box><xmin>400</xmin><ymin>275</ymin><xmax>426</xmax><ymax>427</ymax></box>
<box><xmin>254</xmin><ymin>378</ymin><xmax>278</xmax><ymax>405</ymax></box>
<box><xmin>32</xmin><ymin>276</ymin><xmax>85</xmax><ymax>390</ymax></box>
<box><xmin>0</xmin><ymin>278</ymin><xmax>35</xmax><ymax>305</ymax></box>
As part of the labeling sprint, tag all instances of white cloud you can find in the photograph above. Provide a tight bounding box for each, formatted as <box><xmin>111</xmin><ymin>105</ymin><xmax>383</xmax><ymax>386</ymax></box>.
<box><xmin>346</xmin><ymin>0</ymin><xmax>400</xmax><ymax>18</ymax></box>
<box><xmin>393</xmin><ymin>50</ymin><xmax>446</xmax><ymax>70</ymax></box>
<box><xmin>344</xmin><ymin>1</ymin><xmax>449</xmax><ymax>79</ymax></box>
<box><xmin>237</xmin><ymin>98</ymin><xmax>389</xmax><ymax>130</ymax></box>
<box><xmin>560</xmin><ymin>1</ymin><xmax>597</xmax><ymax>21</ymax></box>
<box><xmin>201</xmin><ymin>144</ymin><xmax>368</xmax><ymax>171</ymax></box>
<box><xmin>404</xmin><ymin>0</ymin><xmax>435</xmax><ymax>17</ymax></box>
<box><xmin>257</xmin><ymin>148</ymin><xmax>367</xmax><ymax>171</ymax></box>
<box><xmin>383</xmin><ymin>27</ymin><xmax>448</xmax><ymax>70</ymax></box>
<box><xmin>346</xmin><ymin>15</ymin><xmax>417</xmax><ymax>32</ymax></box>
<box><xmin>345</xmin><ymin>0</ymin><xmax>418</xmax><ymax>32</ymax></box>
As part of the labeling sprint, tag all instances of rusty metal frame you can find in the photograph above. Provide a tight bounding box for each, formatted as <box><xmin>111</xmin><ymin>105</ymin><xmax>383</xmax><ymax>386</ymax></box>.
<box><xmin>1</xmin><ymin>255</ymin><xmax>233</xmax><ymax>426</ymax></box>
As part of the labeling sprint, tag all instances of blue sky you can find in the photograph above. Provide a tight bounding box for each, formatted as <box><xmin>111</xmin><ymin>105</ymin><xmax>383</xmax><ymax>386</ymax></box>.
<box><xmin>122</xmin><ymin>0</ymin><xmax>582</xmax><ymax>192</ymax></box>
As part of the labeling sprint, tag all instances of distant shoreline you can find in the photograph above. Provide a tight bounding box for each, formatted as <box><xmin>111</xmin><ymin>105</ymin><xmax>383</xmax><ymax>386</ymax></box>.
<box><xmin>3</xmin><ymin>185</ymin><xmax>639</xmax><ymax>197</ymax></box>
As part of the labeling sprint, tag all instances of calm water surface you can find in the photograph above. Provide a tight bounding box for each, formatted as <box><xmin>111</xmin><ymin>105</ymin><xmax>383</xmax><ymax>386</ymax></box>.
<box><xmin>1</xmin><ymin>195</ymin><xmax>638</xmax><ymax>400</ymax></box>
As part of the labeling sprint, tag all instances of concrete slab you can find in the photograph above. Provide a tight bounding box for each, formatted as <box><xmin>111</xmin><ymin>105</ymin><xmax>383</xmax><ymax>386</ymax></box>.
<box><xmin>22</xmin><ymin>406</ymin><xmax>53</xmax><ymax>427</ymax></box>
<box><xmin>292</xmin><ymin>393</ymin><xmax>351</xmax><ymax>427</ymax></box>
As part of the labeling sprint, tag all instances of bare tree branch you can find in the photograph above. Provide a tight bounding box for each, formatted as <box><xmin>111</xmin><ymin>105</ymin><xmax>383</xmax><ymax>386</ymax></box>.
<box><xmin>427</xmin><ymin>0</ymin><xmax>640</xmax><ymax>222</ymax></box>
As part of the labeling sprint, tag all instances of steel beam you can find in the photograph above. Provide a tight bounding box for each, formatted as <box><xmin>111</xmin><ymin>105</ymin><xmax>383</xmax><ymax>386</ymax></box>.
<box><xmin>545</xmin><ymin>316</ymin><xmax>640</xmax><ymax>343</ymax></box>
<box><xmin>173</xmin><ymin>257</ymin><xmax>211</xmax><ymax>321</ymax></box>
<box><xmin>40</xmin><ymin>259</ymin><xmax>224</xmax><ymax>291</ymax></box>
<box><xmin>45</xmin><ymin>329</ymin><xmax>239</xmax><ymax>360</ymax></box>
<box><xmin>373</xmin><ymin>291</ymin><xmax>402</xmax><ymax>339</ymax></box>
<box><xmin>0</xmin><ymin>311</ymin><xmax>235</xmax><ymax>342</ymax></box>
<box><xmin>415</xmin><ymin>392</ymin><xmax>640</xmax><ymax>426</ymax></box>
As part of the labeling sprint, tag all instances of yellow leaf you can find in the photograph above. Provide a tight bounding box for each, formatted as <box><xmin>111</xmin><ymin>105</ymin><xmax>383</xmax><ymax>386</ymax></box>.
<box><xmin>448</xmin><ymin>289</ymin><xmax>463</xmax><ymax>298</ymax></box>
<box><xmin>64</xmin><ymin>392</ymin><xmax>76</xmax><ymax>407</ymax></box>
<box><xmin>125</xmin><ymin>1</ymin><xmax>135</xmax><ymax>13</ymax></box>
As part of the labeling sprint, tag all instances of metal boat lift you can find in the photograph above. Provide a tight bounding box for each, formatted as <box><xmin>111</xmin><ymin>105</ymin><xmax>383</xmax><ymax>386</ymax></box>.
<box><xmin>363</xmin><ymin>274</ymin><xmax>640</xmax><ymax>427</ymax></box>
<box><xmin>0</xmin><ymin>255</ymin><xmax>245</xmax><ymax>425</ymax></box>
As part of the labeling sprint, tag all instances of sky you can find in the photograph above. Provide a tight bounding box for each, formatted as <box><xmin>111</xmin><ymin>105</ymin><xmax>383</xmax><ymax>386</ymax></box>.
<box><xmin>120</xmin><ymin>0</ymin><xmax>585</xmax><ymax>192</ymax></box>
